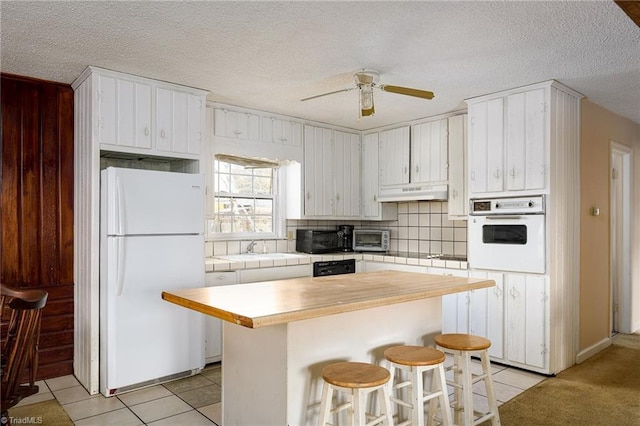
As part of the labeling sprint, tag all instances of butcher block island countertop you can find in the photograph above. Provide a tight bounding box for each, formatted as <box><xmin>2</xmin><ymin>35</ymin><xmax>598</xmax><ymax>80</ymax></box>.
<box><xmin>161</xmin><ymin>270</ymin><xmax>494</xmax><ymax>328</ymax></box>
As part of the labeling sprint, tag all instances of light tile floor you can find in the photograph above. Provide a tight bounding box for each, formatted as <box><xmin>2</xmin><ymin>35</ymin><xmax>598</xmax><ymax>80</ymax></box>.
<box><xmin>13</xmin><ymin>359</ymin><xmax>546</xmax><ymax>425</ymax></box>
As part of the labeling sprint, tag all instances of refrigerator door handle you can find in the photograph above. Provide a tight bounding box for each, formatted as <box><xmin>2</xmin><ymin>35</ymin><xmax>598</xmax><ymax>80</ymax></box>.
<box><xmin>116</xmin><ymin>236</ymin><xmax>125</xmax><ymax>296</ymax></box>
<box><xmin>116</xmin><ymin>174</ymin><xmax>124</xmax><ymax>235</ymax></box>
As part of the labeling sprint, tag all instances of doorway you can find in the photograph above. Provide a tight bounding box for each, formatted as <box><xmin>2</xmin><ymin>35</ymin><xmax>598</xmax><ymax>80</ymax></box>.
<box><xmin>610</xmin><ymin>141</ymin><xmax>632</xmax><ymax>334</ymax></box>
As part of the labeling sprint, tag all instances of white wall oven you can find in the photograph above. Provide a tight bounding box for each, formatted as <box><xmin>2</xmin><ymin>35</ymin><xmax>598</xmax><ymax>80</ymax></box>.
<box><xmin>468</xmin><ymin>196</ymin><xmax>545</xmax><ymax>274</ymax></box>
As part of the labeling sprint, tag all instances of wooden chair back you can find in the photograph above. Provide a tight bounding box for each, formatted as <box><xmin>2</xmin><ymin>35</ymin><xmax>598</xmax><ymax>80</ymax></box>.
<box><xmin>1</xmin><ymin>285</ymin><xmax>48</xmax><ymax>416</ymax></box>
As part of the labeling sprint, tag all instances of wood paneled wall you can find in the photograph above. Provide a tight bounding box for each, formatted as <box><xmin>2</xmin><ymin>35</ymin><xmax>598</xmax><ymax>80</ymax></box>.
<box><xmin>1</xmin><ymin>73</ymin><xmax>74</xmax><ymax>380</ymax></box>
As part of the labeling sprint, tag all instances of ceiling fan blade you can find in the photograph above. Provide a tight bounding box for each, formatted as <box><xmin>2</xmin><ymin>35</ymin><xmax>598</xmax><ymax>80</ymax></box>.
<box><xmin>379</xmin><ymin>84</ymin><xmax>435</xmax><ymax>100</ymax></box>
<box><xmin>301</xmin><ymin>87</ymin><xmax>356</xmax><ymax>102</ymax></box>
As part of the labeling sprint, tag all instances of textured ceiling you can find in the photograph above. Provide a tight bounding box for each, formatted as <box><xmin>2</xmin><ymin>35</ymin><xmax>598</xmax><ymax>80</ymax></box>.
<box><xmin>2</xmin><ymin>1</ymin><xmax>639</xmax><ymax>130</ymax></box>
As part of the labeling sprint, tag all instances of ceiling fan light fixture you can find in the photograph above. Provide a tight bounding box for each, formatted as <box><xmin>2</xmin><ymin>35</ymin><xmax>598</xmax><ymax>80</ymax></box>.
<box><xmin>359</xmin><ymin>84</ymin><xmax>375</xmax><ymax>117</ymax></box>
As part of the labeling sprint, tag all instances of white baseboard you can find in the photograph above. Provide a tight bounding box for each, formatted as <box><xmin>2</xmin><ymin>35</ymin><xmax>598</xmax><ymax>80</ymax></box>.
<box><xmin>576</xmin><ymin>337</ymin><xmax>612</xmax><ymax>364</ymax></box>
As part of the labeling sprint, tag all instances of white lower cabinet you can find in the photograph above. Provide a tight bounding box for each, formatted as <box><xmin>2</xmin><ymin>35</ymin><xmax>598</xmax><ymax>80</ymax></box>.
<box><xmin>238</xmin><ymin>264</ymin><xmax>311</xmax><ymax>283</ymax></box>
<box><xmin>364</xmin><ymin>262</ymin><xmax>428</xmax><ymax>273</ymax></box>
<box><xmin>504</xmin><ymin>273</ymin><xmax>548</xmax><ymax>370</ymax></box>
<box><xmin>441</xmin><ymin>269</ymin><xmax>548</xmax><ymax>371</ymax></box>
<box><xmin>432</xmin><ymin>268</ymin><xmax>469</xmax><ymax>335</ymax></box>
<box><xmin>468</xmin><ymin>271</ymin><xmax>504</xmax><ymax>359</ymax></box>
<box><xmin>204</xmin><ymin>272</ymin><xmax>238</xmax><ymax>363</ymax></box>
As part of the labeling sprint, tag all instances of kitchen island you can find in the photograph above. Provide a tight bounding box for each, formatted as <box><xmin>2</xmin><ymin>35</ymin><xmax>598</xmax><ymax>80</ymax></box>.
<box><xmin>162</xmin><ymin>270</ymin><xmax>494</xmax><ymax>426</ymax></box>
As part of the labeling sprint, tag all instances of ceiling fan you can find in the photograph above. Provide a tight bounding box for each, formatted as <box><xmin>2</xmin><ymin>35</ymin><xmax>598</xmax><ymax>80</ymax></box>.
<box><xmin>301</xmin><ymin>70</ymin><xmax>435</xmax><ymax>118</ymax></box>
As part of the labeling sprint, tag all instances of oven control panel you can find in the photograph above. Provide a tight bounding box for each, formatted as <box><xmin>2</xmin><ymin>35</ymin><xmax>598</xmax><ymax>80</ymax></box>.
<box><xmin>470</xmin><ymin>195</ymin><xmax>545</xmax><ymax>215</ymax></box>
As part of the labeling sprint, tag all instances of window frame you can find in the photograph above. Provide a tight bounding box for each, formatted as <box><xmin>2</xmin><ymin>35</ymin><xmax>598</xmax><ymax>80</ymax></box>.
<box><xmin>209</xmin><ymin>159</ymin><xmax>283</xmax><ymax>241</ymax></box>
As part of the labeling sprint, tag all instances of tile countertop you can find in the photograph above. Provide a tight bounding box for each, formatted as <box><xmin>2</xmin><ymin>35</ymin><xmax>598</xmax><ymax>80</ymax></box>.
<box><xmin>205</xmin><ymin>252</ymin><xmax>468</xmax><ymax>272</ymax></box>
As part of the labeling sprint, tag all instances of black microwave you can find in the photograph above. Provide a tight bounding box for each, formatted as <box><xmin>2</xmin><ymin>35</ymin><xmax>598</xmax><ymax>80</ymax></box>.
<box><xmin>296</xmin><ymin>230</ymin><xmax>341</xmax><ymax>254</ymax></box>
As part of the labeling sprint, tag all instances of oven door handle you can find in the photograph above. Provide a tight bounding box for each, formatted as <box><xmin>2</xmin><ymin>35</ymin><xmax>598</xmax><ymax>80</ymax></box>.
<box><xmin>485</xmin><ymin>215</ymin><xmax>523</xmax><ymax>220</ymax></box>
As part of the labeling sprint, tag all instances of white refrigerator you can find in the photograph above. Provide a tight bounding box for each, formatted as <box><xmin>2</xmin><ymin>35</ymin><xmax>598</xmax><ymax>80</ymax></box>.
<box><xmin>100</xmin><ymin>167</ymin><xmax>205</xmax><ymax>396</ymax></box>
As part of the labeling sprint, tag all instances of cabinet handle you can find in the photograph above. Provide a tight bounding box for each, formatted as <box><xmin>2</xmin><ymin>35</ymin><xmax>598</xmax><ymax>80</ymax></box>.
<box><xmin>415</xmin><ymin>165</ymin><xmax>420</xmax><ymax>174</ymax></box>
<box><xmin>452</xmin><ymin>189</ymin><xmax>458</xmax><ymax>198</ymax></box>
<box><xmin>494</xmin><ymin>168</ymin><xmax>500</xmax><ymax>179</ymax></box>
<box><xmin>160</xmin><ymin>129</ymin><xmax>166</xmax><ymax>139</ymax></box>
<box><xmin>306</xmin><ymin>192</ymin><xmax>311</xmax><ymax>200</ymax></box>
<box><xmin>494</xmin><ymin>287</ymin><xmax>502</xmax><ymax>297</ymax></box>
<box><xmin>373</xmin><ymin>195</ymin><xmax>377</xmax><ymax>202</ymax></box>
<box><xmin>215</xmin><ymin>275</ymin><xmax>226</xmax><ymax>280</ymax></box>
<box><xmin>470</xmin><ymin>171</ymin><xmax>475</xmax><ymax>181</ymax></box>
<box><xmin>404</xmin><ymin>166</ymin><xmax>408</xmax><ymax>175</ymax></box>
<box><xmin>510</xmin><ymin>287</ymin><xmax>519</xmax><ymax>298</ymax></box>
<box><xmin>144</xmin><ymin>126</ymin><xmax>149</xmax><ymax>136</ymax></box>
<box><xmin>510</xmin><ymin>168</ymin><xmax>516</xmax><ymax>178</ymax></box>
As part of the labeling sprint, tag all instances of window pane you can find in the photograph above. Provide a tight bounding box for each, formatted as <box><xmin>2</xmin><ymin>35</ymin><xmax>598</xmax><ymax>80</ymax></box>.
<box><xmin>230</xmin><ymin>163</ymin><xmax>248</xmax><ymax>175</ymax></box>
<box><xmin>254</xmin><ymin>176</ymin><xmax>272</xmax><ymax>195</ymax></box>
<box><xmin>254</xmin><ymin>216</ymin><xmax>273</xmax><ymax>233</ymax></box>
<box><xmin>213</xmin><ymin>160</ymin><xmax>276</xmax><ymax>236</ymax></box>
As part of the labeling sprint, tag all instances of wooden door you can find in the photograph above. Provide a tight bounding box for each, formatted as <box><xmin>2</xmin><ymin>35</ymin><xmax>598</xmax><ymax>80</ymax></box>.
<box><xmin>1</xmin><ymin>73</ymin><xmax>74</xmax><ymax>380</ymax></box>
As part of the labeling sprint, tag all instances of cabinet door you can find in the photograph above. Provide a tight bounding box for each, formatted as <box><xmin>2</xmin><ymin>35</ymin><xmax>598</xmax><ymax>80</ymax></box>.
<box><xmin>411</xmin><ymin>119</ymin><xmax>448</xmax><ymax>184</ymax></box>
<box><xmin>116</xmin><ymin>79</ymin><xmax>152</xmax><ymax>149</ymax></box>
<box><xmin>97</xmin><ymin>75</ymin><xmax>117</xmax><ymax>146</ymax></box>
<box><xmin>469</xmin><ymin>99</ymin><xmax>504</xmax><ymax>194</ymax></box>
<box><xmin>333</xmin><ymin>131</ymin><xmax>361</xmax><ymax>217</ymax></box>
<box><xmin>213</xmin><ymin>108</ymin><xmax>260</xmax><ymax>140</ymax></box>
<box><xmin>469</xmin><ymin>271</ymin><xmax>504</xmax><ymax>359</ymax></box>
<box><xmin>448</xmin><ymin>114</ymin><xmax>467</xmax><ymax>218</ymax></box>
<box><xmin>171</xmin><ymin>90</ymin><xmax>189</xmax><ymax>154</ymax></box>
<box><xmin>379</xmin><ymin>126</ymin><xmax>410</xmax><ymax>186</ymax></box>
<box><xmin>506</xmin><ymin>88</ymin><xmax>546</xmax><ymax>191</ymax></box>
<box><xmin>155</xmin><ymin>87</ymin><xmax>173</xmax><ymax>152</ymax></box>
<box><xmin>263</xmin><ymin>117</ymin><xmax>303</xmax><ymax>147</ymax></box>
<box><xmin>186</xmin><ymin>94</ymin><xmax>203</xmax><ymax>155</ymax></box>
<box><xmin>303</xmin><ymin>125</ymin><xmax>333</xmax><ymax>216</ymax></box>
<box><xmin>505</xmin><ymin>273</ymin><xmax>547</xmax><ymax>369</ymax></box>
<box><xmin>204</xmin><ymin>272</ymin><xmax>237</xmax><ymax>363</ymax></box>
<box><xmin>433</xmin><ymin>268</ymin><xmax>469</xmax><ymax>333</ymax></box>
<box><xmin>362</xmin><ymin>133</ymin><xmax>381</xmax><ymax>219</ymax></box>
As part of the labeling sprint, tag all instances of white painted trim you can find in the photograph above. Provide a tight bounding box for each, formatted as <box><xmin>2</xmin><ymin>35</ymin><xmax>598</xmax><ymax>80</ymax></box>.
<box><xmin>576</xmin><ymin>337</ymin><xmax>612</xmax><ymax>364</ymax></box>
<box><xmin>610</xmin><ymin>140</ymin><xmax>633</xmax><ymax>334</ymax></box>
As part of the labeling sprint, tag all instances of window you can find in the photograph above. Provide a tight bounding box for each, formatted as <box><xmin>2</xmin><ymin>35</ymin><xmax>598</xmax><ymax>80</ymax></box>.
<box><xmin>213</xmin><ymin>159</ymin><xmax>275</xmax><ymax>236</ymax></box>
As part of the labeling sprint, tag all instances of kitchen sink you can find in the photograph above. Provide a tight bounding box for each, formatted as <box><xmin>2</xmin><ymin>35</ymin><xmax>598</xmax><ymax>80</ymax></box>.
<box><xmin>216</xmin><ymin>253</ymin><xmax>307</xmax><ymax>262</ymax></box>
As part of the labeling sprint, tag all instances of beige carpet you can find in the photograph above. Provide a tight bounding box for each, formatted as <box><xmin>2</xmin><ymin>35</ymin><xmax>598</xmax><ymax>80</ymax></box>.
<box><xmin>6</xmin><ymin>399</ymin><xmax>73</xmax><ymax>426</ymax></box>
<box><xmin>490</xmin><ymin>333</ymin><xmax>640</xmax><ymax>425</ymax></box>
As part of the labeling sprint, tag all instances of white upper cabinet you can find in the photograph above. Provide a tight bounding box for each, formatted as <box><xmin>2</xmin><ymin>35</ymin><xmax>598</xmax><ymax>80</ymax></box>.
<box><xmin>156</xmin><ymin>88</ymin><xmax>203</xmax><ymax>155</ymax></box>
<box><xmin>333</xmin><ymin>130</ymin><xmax>361</xmax><ymax>217</ymax></box>
<box><xmin>468</xmin><ymin>98</ymin><xmax>504</xmax><ymax>194</ymax></box>
<box><xmin>302</xmin><ymin>125</ymin><xmax>360</xmax><ymax>218</ymax></box>
<box><xmin>262</xmin><ymin>117</ymin><xmax>302</xmax><ymax>147</ymax></box>
<box><xmin>83</xmin><ymin>67</ymin><xmax>206</xmax><ymax>159</ymax></box>
<box><xmin>379</xmin><ymin>126</ymin><xmax>410</xmax><ymax>186</ymax></box>
<box><xmin>467</xmin><ymin>84</ymin><xmax>549</xmax><ymax>196</ymax></box>
<box><xmin>213</xmin><ymin>108</ymin><xmax>260</xmax><ymax>141</ymax></box>
<box><xmin>447</xmin><ymin>114</ymin><xmax>467</xmax><ymax>219</ymax></box>
<box><xmin>303</xmin><ymin>125</ymin><xmax>334</xmax><ymax>217</ymax></box>
<box><xmin>410</xmin><ymin>118</ymin><xmax>448</xmax><ymax>184</ymax></box>
<box><xmin>361</xmin><ymin>133</ymin><xmax>398</xmax><ymax>221</ymax></box>
<box><xmin>97</xmin><ymin>74</ymin><xmax>152</xmax><ymax>150</ymax></box>
<box><xmin>505</xmin><ymin>88</ymin><xmax>546</xmax><ymax>191</ymax></box>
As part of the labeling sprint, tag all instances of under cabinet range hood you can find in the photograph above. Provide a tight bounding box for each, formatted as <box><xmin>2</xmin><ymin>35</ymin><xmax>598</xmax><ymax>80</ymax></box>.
<box><xmin>377</xmin><ymin>183</ymin><xmax>448</xmax><ymax>202</ymax></box>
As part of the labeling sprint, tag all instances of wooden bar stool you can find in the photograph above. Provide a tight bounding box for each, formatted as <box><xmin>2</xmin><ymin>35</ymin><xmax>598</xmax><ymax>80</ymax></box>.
<box><xmin>384</xmin><ymin>345</ymin><xmax>453</xmax><ymax>426</ymax></box>
<box><xmin>318</xmin><ymin>361</ymin><xmax>394</xmax><ymax>426</ymax></box>
<box><xmin>434</xmin><ymin>334</ymin><xmax>501</xmax><ymax>426</ymax></box>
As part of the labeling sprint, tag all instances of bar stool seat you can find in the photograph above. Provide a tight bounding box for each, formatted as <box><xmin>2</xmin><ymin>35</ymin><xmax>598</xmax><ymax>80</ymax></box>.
<box><xmin>435</xmin><ymin>334</ymin><xmax>501</xmax><ymax>426</ymax></box>
<box><xmin>384</xmin><ymin>346</ymin><xmax>453</xmax><ymax>426</ymax></box>
<box><xmin>318</xmin><ymin>361</ymin><xmax>393</xmax><ymax>426</ymax></box>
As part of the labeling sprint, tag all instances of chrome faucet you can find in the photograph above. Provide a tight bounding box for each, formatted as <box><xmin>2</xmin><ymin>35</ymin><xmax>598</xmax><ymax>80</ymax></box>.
<box><xmin>246</xmin><ymin>240</ymin><xmax>258</xmax><ymax>253</ymax></box>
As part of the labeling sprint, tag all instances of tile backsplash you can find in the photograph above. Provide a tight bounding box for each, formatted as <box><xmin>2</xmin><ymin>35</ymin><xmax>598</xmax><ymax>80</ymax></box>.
<box><xmin>206</xmin><ymin>201</ymin><xmax>467</xmax><ymax>258</ymax></box>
